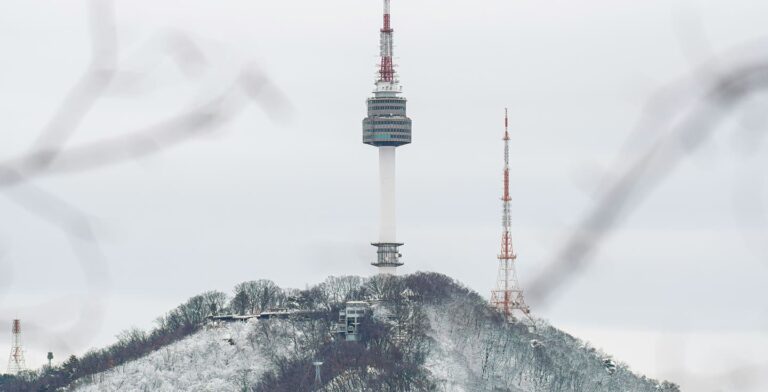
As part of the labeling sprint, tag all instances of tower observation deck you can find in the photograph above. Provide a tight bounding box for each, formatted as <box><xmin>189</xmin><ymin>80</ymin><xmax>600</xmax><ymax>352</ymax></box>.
<box><xmin>362</xmin><ymin>97</ymin><xmax>412</xmax><ymax>147</ymax></box>
<box><xmin>362</xmin><ymin>0</ymin><xmax>412</xmax><ymax>274</ymax></box>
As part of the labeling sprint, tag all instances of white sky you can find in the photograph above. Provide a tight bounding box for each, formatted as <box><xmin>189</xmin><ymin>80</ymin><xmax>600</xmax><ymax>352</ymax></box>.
<box><xmin>1</xmin><ymin>0</ymin><xmax>767</xmax><ymax>390</ymax></box>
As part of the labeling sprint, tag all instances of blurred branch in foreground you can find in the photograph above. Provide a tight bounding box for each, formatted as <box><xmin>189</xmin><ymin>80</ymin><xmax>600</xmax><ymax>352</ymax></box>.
<box><xmin>0</xmin><ymin>0</ymin><xmax>291</xmax><ymax>356</ymax></box>
<box><xmin>528</xmin><ymin>40</ymin><xmax>768</xmax><ymax>306</ymax></box>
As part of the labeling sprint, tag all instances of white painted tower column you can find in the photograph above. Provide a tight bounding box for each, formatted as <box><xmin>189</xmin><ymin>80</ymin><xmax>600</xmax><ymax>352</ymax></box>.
<box><xmin>379</xmin><ymin>147</ymin><xmax>396</xmax><ymax>243</ymax></box>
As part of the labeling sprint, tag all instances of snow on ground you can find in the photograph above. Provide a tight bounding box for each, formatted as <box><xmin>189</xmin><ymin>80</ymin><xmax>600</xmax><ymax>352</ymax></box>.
<box><xmin>423</xmin><ymin>306</ymin><xmax>527</xmax><ymax>392</ymax></box>
<box><xmin>423</xmin><ymin>310</ymin><xmax>471</xmax><ymax>392</ymax></box>
<box><xmin>73</xmin><ymin>321</ymin><xmax>269</xmax><ymax>392</ymax></box>
<box><xmin>420</xmin><ymin>300</ymin><xmax>666</xmax><ymax>392</ymax></box>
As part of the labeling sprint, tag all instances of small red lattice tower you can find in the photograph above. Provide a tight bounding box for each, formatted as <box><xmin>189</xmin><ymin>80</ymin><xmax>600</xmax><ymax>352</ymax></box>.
<box><xmin>490</xmin><ymin>109</ymin><xmax>532</xmax><ymax>323</ymax></box>
<box><xmin>7</xmin><ymin>319</ymin><xmax>26</xmax><ymax>374</ymax></box>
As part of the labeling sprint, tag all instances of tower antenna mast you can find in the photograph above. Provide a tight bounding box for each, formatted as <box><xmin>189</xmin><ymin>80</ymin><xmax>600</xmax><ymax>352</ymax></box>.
<box><xmin>490</xmin><ymin>109</ymin><xmax>532</xmax><ymax>322</ymax></box>
<box><xmin>379</xmin><ymin>0</ymin><xmax>395</xmax><ymax>82</ymax></box>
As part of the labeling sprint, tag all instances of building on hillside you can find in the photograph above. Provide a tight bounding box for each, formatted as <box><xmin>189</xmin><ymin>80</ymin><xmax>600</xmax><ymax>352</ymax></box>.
<box><xmin>335</xmin><ymin>301</ymin><xmax>370</xmax><ymax>341</ymax></box>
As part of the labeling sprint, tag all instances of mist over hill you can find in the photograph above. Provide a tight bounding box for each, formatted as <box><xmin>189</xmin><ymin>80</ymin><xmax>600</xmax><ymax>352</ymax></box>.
<box><xmin>1</xmin><ymin>273</ymin><xmax>680</xmax><ymax>392</ymax></box>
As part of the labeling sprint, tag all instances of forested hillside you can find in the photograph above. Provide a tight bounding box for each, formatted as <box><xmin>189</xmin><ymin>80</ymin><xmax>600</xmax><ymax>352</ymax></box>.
<box><xmin>1</xmin><ymin>273</ymin><xmax>680</xmax><ymax>392</ymax></box>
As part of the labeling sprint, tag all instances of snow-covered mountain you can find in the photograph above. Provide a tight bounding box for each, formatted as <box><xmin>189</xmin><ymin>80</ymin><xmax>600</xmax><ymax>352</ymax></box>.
<box><xmin>5</xmin><ymin>273</ymin><xmax>680</xmax><ymax>391</ymax></box>
<box><xmin>70</xmin><ymin>320</ymin><xmax>312</xmax><ymax>392</ymax></box>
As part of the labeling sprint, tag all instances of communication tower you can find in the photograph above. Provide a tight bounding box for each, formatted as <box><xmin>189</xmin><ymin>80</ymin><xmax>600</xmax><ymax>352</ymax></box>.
<box><xmin>362</xmin><ymin>0</ymin><xmax>413</xmax><ymax>275</ymax></box>
<box><xmin>7</xmin><ymin>319</ymin><xmax>27</xmax><ymax>374</ymax></box>
<box><xmin>490</xmin><ymin>110</ymin><xmax>532</xmax><ymax>323</ymax></box>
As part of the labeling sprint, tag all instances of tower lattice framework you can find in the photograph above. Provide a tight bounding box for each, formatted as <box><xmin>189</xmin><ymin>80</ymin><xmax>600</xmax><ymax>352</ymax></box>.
<box><xmin>7</xmin><ymin>319</ymin><xmax>26</xmax><ymax>374</ymax></box>
<box><xmin>490</xmin><ymin>109</ymin><xmax>531</xmax><ymax>322</ymax></box>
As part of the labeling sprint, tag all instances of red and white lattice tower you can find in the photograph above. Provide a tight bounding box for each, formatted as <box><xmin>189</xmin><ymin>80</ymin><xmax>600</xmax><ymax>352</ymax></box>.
<box><xmin>7</xmin><ymin>319</ymin><xmax>27</xmax><ymax>374</ymax></box>
<box><xmin>490</xmin><ymin>109</ymin><xmax>532</xmax><ymax>323</ymax></box>
<box><xmin>379</xmin><ymin>0</ymin><xmax>395</xmax><ymax>83</ymax></box>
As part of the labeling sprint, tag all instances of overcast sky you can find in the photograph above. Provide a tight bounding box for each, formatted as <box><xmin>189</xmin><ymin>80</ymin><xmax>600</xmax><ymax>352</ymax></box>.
<box><xmin>1</xmin><ymin>0</ymin><xmax>767</xmax><ymax>389</ymax></box>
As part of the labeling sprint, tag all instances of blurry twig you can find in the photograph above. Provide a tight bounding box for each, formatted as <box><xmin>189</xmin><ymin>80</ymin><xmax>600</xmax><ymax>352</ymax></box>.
<box><xmin>28</xmin><ymin>0</ymin><xmax>118</xmax><ymax>168</ymax></box>
<box><xmin>0</xmin><ymin>73</ymin><xmax>270</xmax><ymax>184</ymax></box>
<box><xmin>0</xmin><ymin>0</ymin><xmax>291</xmax><ymax>359</ymax></box>
<box><xmin>528</xmin><ymin>43</ymin><xmax>768</xmax><ymax>305</ymax></box>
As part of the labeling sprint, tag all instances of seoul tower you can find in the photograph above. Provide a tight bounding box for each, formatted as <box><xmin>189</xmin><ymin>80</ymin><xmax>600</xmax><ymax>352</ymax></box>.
<box><xmin>362</xmin><ymin>0</ymin><xmax>412</xmax><ymax>275</ymax></box>
<box><xmin>490</xmin><ymin>110</ymin><xmax>531</xmax><ymax>322</ymax></box>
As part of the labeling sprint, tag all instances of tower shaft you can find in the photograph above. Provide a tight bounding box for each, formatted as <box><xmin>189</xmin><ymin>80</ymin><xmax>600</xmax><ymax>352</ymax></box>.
<box><xmin>379</xmin><ymin>147</ymin><xmax>396</xmax><ymax>243</ymax></box>
<box><xmin>490</xmin><ymin>110</ymin><xmax>531</xmax><ymax>322</ymax></box>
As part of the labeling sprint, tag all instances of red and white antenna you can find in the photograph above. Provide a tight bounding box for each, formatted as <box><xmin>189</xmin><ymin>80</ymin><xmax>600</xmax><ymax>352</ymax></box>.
<box><xmin>7</xmin><ymin>319</ymin><xmax>27</xmax><ymax>374</ymax></box>
<box><xmin>378</xmin><ymin>0</ymin><xmax>395</xmax><ymax>83</ymax></box>
<box><xmin>490</xmin><ymin>109</ymin><xmax>532</xmax><ymax>322</ymax></box>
